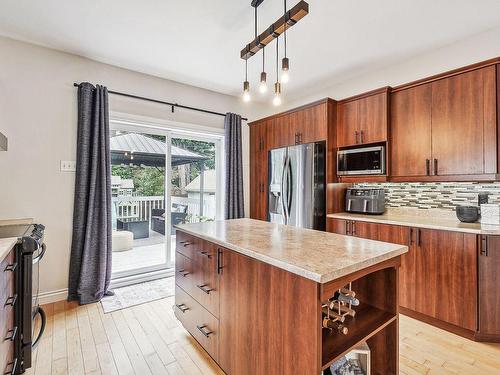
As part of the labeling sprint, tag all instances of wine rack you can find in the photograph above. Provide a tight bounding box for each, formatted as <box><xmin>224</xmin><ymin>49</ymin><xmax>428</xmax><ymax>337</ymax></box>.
<box><xmin>322</xmin><ymin>283</ymin><xmax>359</xmax><ymax>335</ymax></box>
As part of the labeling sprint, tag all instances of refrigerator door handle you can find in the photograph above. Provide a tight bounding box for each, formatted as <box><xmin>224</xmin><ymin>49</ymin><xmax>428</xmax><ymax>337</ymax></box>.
<box><xmin>280</xmin><ymin>155</ymin><xmax>289</xmax><ymax>224</ymax></box>
<box><xmin>286</xmin><ymin>155</ymin><xmax>293</xmax><ymax>216</ymax></box>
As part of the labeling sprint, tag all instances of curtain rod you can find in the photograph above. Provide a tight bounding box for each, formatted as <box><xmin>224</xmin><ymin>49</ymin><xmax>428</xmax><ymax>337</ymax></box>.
<box><xmin>73</xmin><ymin>83</ymin><xmax>248</xmax><ymax>121</ymax></box>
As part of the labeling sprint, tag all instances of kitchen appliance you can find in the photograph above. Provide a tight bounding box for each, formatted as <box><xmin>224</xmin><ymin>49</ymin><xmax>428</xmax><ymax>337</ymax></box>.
<box><xmin>0</xmin><ymin>223</ymin><xmax>46</xmax><ymax>374</ymax></box>
<box><xmin>456</xmin><ymin>206</ymin><xmax>480</xmax><ymax>223</ymax></box>
<box><xmin>268</xmin><ymin>141</ymin><xmax>325</xmax><ymax>230</ymax></box>
<box><xmin>337</xmin><ymin>145</ymin><xmax>385</xmax><ymax>175</ymax></box>
<box><xmin>345</xmin><ymin>188</ymin><xmax>385</xmax><ymax>215</ymax></box>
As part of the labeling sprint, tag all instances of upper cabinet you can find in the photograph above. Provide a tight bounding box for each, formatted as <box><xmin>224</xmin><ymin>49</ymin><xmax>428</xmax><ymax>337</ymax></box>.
<box><xmin>391</xmin><ymin>64</ymin><xmax>498</xmax><ymax>180</ymax></box>
<box><xmin>337</xmin><ymin>88</ymin><xmax>390</xmax><ymax>147</ymax></box>
<box><xmin>431</xmin><ymin>66</ymin><xmax>497</xmax><ymax>176</ymax></box>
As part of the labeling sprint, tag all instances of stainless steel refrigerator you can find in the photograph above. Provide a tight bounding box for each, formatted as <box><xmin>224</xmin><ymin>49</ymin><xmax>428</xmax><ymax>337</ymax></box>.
<box><xmin>268</xmin><ymin>141</ymin><xmax>326</xmax><ymax>230</ymax></box>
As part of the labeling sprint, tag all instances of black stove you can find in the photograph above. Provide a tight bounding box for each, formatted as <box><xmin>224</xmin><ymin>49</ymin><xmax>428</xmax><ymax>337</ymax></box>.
<box><xmin>0</xmin><ymin>223</ymin><xmax>46</xmax><ymax>374</ymax></box>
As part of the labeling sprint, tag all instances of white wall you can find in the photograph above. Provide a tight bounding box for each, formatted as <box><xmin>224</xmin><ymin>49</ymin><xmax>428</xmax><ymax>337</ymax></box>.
<box><xmin>279</xmin><ymin>26</ymin><xmax>500</xmax><ymax>111</ymax></box>
<box><xmin>0</xmin><ymin>36</ymin><xmax>265</xmax><ymax>301</ymax></box>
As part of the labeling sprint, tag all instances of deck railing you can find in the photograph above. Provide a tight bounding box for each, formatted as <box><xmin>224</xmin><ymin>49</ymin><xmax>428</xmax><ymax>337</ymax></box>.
<box><xmin>113</xmin><ymin>195</ymin><xmax>216</xmax><ymax>223</ymax></box>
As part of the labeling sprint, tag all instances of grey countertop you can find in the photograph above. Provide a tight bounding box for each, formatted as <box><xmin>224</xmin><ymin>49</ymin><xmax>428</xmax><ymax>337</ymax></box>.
<box><xmin>176</xmin><ymin>218</ymin><xmax>407</xmax><ymax>284</ymax></box>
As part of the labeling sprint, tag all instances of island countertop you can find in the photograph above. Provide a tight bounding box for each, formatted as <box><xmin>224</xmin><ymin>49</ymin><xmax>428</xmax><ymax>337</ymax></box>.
<box><xmin>175</xmin><ymin>218</ymin><xmax>407</xmax><ymax>283</ymax></box>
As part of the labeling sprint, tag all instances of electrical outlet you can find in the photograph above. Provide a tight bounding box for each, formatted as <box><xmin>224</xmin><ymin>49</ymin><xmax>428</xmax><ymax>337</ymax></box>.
<box><xmin>60</xmin><ymin>160</ymin><xmax>76</xmax><ymax>172</ymax></box>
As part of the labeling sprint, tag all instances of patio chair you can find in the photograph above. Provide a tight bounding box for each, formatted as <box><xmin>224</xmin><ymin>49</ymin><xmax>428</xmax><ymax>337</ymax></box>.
<box><xmin>151</xmin><ymin>204</ymin><xmax>188</xmax><ymax>235</ymax></box>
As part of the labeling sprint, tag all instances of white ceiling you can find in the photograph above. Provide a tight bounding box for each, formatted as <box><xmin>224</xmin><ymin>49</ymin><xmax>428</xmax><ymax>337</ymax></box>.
<box><xmin>1</xmin><ymin>0</ymin><xmax>500</xmax><ymax>102</ymax></box>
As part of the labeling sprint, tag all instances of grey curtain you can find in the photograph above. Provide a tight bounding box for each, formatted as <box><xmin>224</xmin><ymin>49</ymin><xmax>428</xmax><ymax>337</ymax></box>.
<box><xmin>224</xmin><ymin>113</ymin><xmax>245</xmax><ymax>219</ymax></box>
<box><xmin>68</xmin><ymin>82</ymin><xmax>113</xmax><ymax>305</ymax></box>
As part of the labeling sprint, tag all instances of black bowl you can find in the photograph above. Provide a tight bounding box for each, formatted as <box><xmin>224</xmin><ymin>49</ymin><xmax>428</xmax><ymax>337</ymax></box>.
<box><xmin>456</xmin><ymin>206</ymin><xmax>480</xmax><ymax>223</ymax></box>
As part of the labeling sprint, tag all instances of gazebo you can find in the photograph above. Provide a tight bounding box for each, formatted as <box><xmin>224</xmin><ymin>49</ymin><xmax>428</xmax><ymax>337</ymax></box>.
<box><xmin>110</xmin><ymin>132</ymin><xmax>210</xmax><ymax>218</ymax></box>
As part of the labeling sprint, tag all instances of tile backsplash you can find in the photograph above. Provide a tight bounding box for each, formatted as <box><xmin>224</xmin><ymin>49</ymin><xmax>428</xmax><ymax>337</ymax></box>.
<box><xmin>354</xmin><ymin>182</ymin><xmax>500</xmax><ymax>211</ymax></box>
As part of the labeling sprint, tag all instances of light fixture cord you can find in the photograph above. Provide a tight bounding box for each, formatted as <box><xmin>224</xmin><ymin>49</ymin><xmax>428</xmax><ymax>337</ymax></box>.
<box><xmin>254</xmin><ymin>6</ymin><xmax>258</xmax><ymax>39</ymax></box>
<box><xmin>284</xmin><ymin>0</ymin><xmax>287</xmax><ymax>57</ymax></box>
<box><xmin>262</xmin><ymin>46</ymin><xmax>265</xmax><ymax>72</ymax></box>
<box><xmin>276</xmin><ymin>36</ymin><xmax>279</xmax><ymax>80</ymax></box>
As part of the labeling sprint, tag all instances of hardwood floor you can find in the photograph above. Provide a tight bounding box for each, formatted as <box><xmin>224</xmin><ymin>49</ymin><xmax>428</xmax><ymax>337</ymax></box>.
<box><xmin>31</xmin><ymin>297</ymin><xmax>500</xmax><ymax>375</ymax></box>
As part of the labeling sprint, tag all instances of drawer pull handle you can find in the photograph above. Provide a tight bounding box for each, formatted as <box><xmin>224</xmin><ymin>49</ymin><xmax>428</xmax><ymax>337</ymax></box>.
<box><xmin>4</xmin><ymin>262</ymin><xmax>17</xmax><ymax>273</ymax></box>
<box><xmin>178</xmin><ymin>269</ymin><xmax>190</xmax><ymax>277</ymax></box>
<box><xmin>196</xmin><ymin>324</ymin><xmax>213</xmax><ymax>338</ymax></box>
<box><xmin>4</xmin><ymin>358</ymin><xmax>18</xmax><ymax>375</ymax></box>
<box><xmin>175</xmin><ymin>303</ymin><xmax>189</xmax><ymax>313</ymax></box>
<box><xmin>4</xmin><ymin>294</ymin><xmax>17</xmax><ymax>307</ymax></box>
<box><xmin>197</xmin><ymin>284</ymin><xmax>214</xmax><ymax>295</ymax></box>
<box><xmin>4</xmin><ymin>326</ymin><xmax>18</xmax><ymax>342</ymax></box>
<box><xmin>200</xmin><ymin>251</ymin><xmax>212</xmax><ymax>259</ymax></box>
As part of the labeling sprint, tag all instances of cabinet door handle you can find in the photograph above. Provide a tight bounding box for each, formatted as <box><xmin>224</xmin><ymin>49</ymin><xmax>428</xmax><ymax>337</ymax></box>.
<box><xmin>197</xmin><ymin>284</ymin><xmax>214</xmax><ymax>295</ymax></box>
<box><xmin>4</xmin><ymin>358</ymin><xmax>17</xmax><ymax>375</ymax></box>
<box><xmin>409</xmin><ymin>228</ymin><xmax>413</xmax><ymax>246</ymax></box>
<box><xmin>351</xmin><ymin>221</ymin><xmax>356</xmax><ymax>235</ymax></box>
<box><xmin>175</xmin><ymin>303</ymin><xmax>190</xmax><ymax>313</ymax></box>
<box><xmin>199</xmin><ymin>251</ymin><xmax>212</xmax><ymax>259</ymax></box>
<box><xmin>360</xmin><ymin>130</ymin><xmax>364</xmax><ymax>144</ymax></box>
<box><xmin>196</xmin><ymin>324</ymin><xmax>213</xmax><ymax>338</ymax></box>
<box><xmin>425</xmin><ymin>159</ymin><xmax>430</xmax><ymax>176</ymax></box>
<box><xmin>433</xmin><ymin>159</ymin><xmax>438</xmax><ymax>175</ymax></box>
<box><xmin>299</xmin><ymin>133</ymin><xmax>302</xmax><ymax>144</ymax></box>
<box><xmin>4</xmin><ymin>262</ymin><xmax>17</xmax><ymax>273</ymax></box>
<box><xmin>345</xmin><ymin>221</ymin><xmax>350</xmax><ymax>235</ymax></box>
<box><xmin>4</xmin><ymin>294</ymin><xmax>17</xmax><ymax>307</ymax></box>
<box><xmin>480</xmin><ymin>235</ymin><xmax>489</xmax><ymax>256</ymax></box>
<box><xmin>354</xmin><ymin>131</ymin><xmax>359</xmax><ymax>144</ymax></box>
<box><xmin>4</xmin><ymin>326</ymin><xmax>18</xmax><ymax>342</ymax></box>
<box><xmin>217</xmin><ymin>248</ymin><xmax>224</xmax><ymax>274</ymax></box>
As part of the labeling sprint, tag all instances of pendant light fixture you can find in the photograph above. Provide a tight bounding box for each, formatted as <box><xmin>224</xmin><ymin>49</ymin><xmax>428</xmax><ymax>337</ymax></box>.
<box><xmin>273</xmin><ymin>36</ymin><xmax>282</xmax><ymax>106</ymax></box>
<box><xmin>281</xmin><ymin>0</ymin><xmax>290</xmax><ymax>84</ymax></box>
<box><xmin>242</xmin><ymin>47</ymin><xmax>251</xmax><ymax>102</ymax></box>
<box><xmin>240</xmin><ymin>0</ymin><xmax>309</xmax><ymax>105</ymax></box>
<box><xmin>259</xmin><ymin>47</ymin><xmax>267</xmax><ymax>93</ymax></box>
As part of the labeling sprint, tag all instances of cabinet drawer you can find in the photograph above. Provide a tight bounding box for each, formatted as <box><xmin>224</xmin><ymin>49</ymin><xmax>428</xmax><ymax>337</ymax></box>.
<box><xmin>192</xmin><ymin>242</ymin><xmax>220</xmax><ymax>318</ymax></box>
<box><xmin>1</xmin><ymin>250</ymin><xmax>16</xmax><ymax>293</ymax></box>
<box><xmin>174</xmin><ymin>285</ymin><xmax>219</xmax><ymax>362</ymax></box>
<box><xmin>175</xmin><ymin>252</ymin><xmax>195</xmax><ymax>295</ymax></box>
<box><xmin>176</xmin><ymin>231</ymin><xmax>200</xmax><ymax>260</ymax></box>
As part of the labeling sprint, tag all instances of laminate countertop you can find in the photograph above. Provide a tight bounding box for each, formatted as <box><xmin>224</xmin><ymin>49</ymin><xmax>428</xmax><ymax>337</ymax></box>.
<box><xmin>0</xmin><ymin>237</ymin><xmax>17</xmax><ymax>262</ymax></box>
<box><xmin>327</xmin><ymin>211</ymin><xmax>500</xmax><ymax>235</ymax></box>
<box><xmin>175</xmin><ymin>218</ymin><xmax>407</xmax><ymax>283</ymax></box>
<box><xmin>0</xmin><ymin>218</ymin><xmax>33</xmax><ymax>226</ymax></box>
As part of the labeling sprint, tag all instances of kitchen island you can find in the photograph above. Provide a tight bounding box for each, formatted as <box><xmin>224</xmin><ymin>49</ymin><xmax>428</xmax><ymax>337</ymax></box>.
<box><xmin>174</xmin><ymin>219</ymin><xmax>407</xmax><ymax>374</ymax></box>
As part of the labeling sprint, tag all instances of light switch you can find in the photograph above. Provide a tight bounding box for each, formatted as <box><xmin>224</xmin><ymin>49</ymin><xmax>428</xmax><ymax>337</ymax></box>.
<box><xmin>60</xmin><ymin>160</ymin><xmax>76</xmax><ymax>172</ymax></box>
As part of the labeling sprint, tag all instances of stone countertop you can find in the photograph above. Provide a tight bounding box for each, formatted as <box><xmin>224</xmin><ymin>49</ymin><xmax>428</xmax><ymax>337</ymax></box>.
<box><xmin>175</xmin><ymin>218</ymin><xmax>407</xmax><ymax>284</ymax></box>
<box><xmin>327</xmin><ymin>210</ymin><xmax>500</xmax><ymax>235</ymax></box>
<box><xmin>0</xmin><ymin>237</ymin><xmax>17</xmax><ymax>262</ymax></box>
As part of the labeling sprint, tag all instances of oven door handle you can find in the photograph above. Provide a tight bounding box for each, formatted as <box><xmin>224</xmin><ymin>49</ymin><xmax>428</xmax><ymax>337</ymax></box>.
<box><xmin>32</xmin><ymin>243</ymin><xmax>46</xmax><ymax>265</ymax></box>
<box><xmin>32</xmin><ymin>306</ymin><xmax>46</xmax><ymax>349</ymax></box>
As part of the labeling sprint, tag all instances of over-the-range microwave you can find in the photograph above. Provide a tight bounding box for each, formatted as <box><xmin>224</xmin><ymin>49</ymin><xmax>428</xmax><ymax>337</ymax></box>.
<box><xmin>337</xmin><ymin>145</ymin><xmax>385</xmax><ymax>175</ymax></box>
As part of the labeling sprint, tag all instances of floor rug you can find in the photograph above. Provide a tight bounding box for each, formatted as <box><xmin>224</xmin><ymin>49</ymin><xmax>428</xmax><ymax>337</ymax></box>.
<box><xmin>101</xmin><ymin>276</ymin><xmax>175</xmax><ymax>313</ymax></box>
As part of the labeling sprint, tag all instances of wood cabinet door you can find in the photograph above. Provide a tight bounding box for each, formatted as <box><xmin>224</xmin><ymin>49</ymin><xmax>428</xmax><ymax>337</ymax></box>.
<box><xmin>297</xmin><ymin>104</ymin><xmax>328</xmax><ymax>144</ymax></box>
<box><xmin>431</xmin><ymin>66</ymin><xmax>497</xmax><ymax>176</ymax></box>
<box><xmin>478</xmin><ymin>235</ymin><xmax>500</xmax><ymax>335</ymax></box>
<box><xmin>249</xmin><ymin>122</ymin><xmax>268</xmax><ymax>220</ymax></box>
<box><xmin>351</xmin><ymin>221</ymin><xmax>379</xmax><ymax>240</ymax></box>
<box><xmin>326</xmin><ymin>218</ymin><xmax>348</xmax><ymax>235</ymax></box>
<box><xmin>358</xmin><ymin>92</ymin><xmax>388</xmax><ymax>145</ymax></box>
<box><xmin>391</xmin><ymin>85</ymin><xmax>432</xmax><ymax>177</ymax></box>
<box><xmin>378</xmin><ymin>225</ymin><xmax>415</xmax><ymax>309</ymax></box>
<box><xmin>218</xmin><ymin>249</ymin><xmax>260</xmax><ymax>375</ymax></box>
<box><xmin>414</xmin><ymin>229</ymin><xmax>477</xmax><ymax>331</ymax></box>
<box><xmin>336</xmin><ymin>100</ymin><xmax>359</xmax><ymax>147</ymax></box>
<box><xmin>269</xmin><ymin>116</ymin><xmax>292</xmax><ymax>149</ymax></box>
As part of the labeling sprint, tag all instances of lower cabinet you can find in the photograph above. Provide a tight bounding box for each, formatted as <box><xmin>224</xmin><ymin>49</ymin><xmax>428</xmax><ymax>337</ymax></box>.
<box><xmin>326</xmin><ymin>218</ymin><xmax>485</xmax><ymax>337</ymax></box>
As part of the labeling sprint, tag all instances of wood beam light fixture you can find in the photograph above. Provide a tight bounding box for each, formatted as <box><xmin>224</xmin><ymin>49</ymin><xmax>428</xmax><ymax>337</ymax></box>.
<box><xmin>241</xmin><ymin>0</ymin><xmax>309</xmax><ymax>105</ymax></box>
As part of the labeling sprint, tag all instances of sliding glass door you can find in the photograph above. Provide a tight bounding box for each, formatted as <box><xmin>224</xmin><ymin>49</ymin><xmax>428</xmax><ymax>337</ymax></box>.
<box><xmin>109</xmin><ymin>119</ymin><xmax>223</xmax><ymax>281</ymax></box>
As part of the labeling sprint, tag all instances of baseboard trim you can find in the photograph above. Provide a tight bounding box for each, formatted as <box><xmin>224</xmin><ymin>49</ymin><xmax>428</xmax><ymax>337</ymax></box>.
<box><xmin>38</xmin><ymin>288</ymin><xmax>68</xmax><ymax>305</ymax></box>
